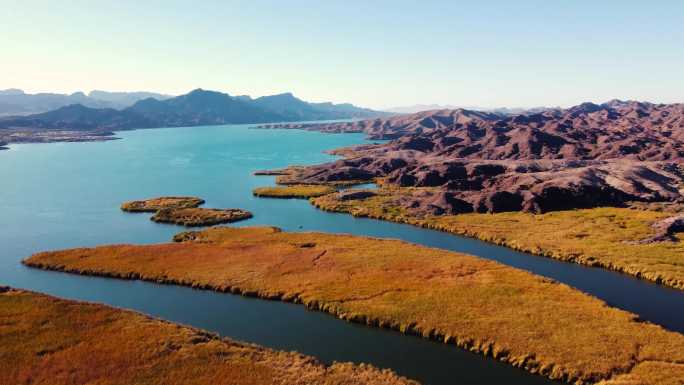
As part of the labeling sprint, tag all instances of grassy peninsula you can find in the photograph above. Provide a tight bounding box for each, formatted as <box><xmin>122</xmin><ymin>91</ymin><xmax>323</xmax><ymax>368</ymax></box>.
<box><xmin>24</xmin><ymin>227</ymin><xmax>684</xmax><ymax>384</ymax></box>
<box><xmin>311</xmin><ymin>188</ymin><xmax>684</xmax><ymax>290</ymax></box>
<box><xmin>0</xmin><ymin>286</ymin><xmax>413</xmax><ymax>385</ymax></box>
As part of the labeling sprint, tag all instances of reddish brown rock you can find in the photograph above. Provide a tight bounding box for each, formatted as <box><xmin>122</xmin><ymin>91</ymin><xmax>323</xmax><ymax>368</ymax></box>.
<box><xmin>639</xmin><ymin>214</ymin><xmax>684</xmax><ymax>243</ymax></box>
<box><xmin>257</xmin><ymin>109</ymin><xmax>502</xmax><ymax>140</ymax></box>
<box><xmin>283</xmin><ymin>100</ymin><xmax>684</xmax><ymax>161</ymax></box>
<box><xmin>396</xmin><ymin>190</ymin><xmax>474</xmax><ymax>215</ymax></box>
<box><xmin>337</xmin><ymin>190</ymin><xmax>376</xmax><ymax>201</ymax></box>
<box><xmin>281</xmin><ymin>101</ymin><xmax>684</xmax><ymax>214</ymax></box>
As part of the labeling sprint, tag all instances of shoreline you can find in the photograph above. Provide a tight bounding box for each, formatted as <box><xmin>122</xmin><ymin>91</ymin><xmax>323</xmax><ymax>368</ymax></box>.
<box><xmin>0</xmin><ymin>128</ymin><xmax>120</xmax><ymax>147</ymax></box>
<box><xmin>0</xmin><ymin>118</ymin><xmax>362</xmax><ymax>149</ymax></box>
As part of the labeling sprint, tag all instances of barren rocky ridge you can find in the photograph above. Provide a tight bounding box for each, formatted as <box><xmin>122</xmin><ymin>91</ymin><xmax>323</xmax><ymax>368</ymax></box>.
<box><xmin>279</xmin><ymin>100</ymin><xmax>684</xmax><ymax>214</ymax></box>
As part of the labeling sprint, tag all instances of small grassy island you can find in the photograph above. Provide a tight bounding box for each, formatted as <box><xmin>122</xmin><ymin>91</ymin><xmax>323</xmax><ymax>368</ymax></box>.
<box><xmin>252</xmin><ymin>184</ymin><xmax>335</xmax><ymax>199</ymax></box>
<box><xmin>121</xmin><ymin>196</ymin><xmax>252</xmax><ymax>226</ymax></box>
<box><xmin>152</xmin><ymin>207</ymin><xmax>253</xmax><ymax>226</ymax></box>
<box><xmin>312</xmin><ymin>187</ymin><xmax>684</xmax><ymax>291</ymax></box>
<box><xmin>0</xmin><ymin>286</ymin><xmax>413</xmax><ymax>385</ymax></box>
<box><xmin>121</xmin><ymin>196</ymin><xmax>205</xmax><ymax>212</ymax></box>
<box><xmin>24</xmin><ymin>227</ymin><xmax>684</xmax><ymax>384</ymax></box>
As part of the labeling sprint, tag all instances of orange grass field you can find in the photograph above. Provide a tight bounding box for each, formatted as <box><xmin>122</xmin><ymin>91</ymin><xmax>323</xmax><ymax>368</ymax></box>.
<box><xmin>311</xmin><ymin>188</ymin><xmax>684</xmax><ymax>290</ymax></box>
<box><xmin>0</xmin><ymin>286</ymin><xmax>414</xmax><ymax>385</ymax></box>
<box><xmin>24</xmin><ymin>227</ymin><xmax>684</xmax><ymax>385</ymax></box>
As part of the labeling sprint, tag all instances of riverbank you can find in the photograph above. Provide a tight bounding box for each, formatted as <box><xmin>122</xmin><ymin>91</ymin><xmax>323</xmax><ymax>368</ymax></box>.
<box><xmin>0</xmin><ymin>286</ymin><xmax>413</xmax><ymax>385</ymax></box>
<box><xmin>310</xmin><ymin>187</ymin><xmax>684</xmax><ymax>291</ymax></box>
<box><xmin>24</xmin><ymin>226</ymin><xmax>684</xmax><ymax>384</ymax></box>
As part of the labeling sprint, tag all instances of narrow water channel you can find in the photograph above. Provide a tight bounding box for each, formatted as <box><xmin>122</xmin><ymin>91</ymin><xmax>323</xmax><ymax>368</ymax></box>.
<box><xmin>20</xmin><ymin>268</ymin><xmax>555</xmax><ymax>385</ymax></box>
<box><xmin>297</xmin><ymin>209</ymin><xmax>684</xmax><ymax>334</ymax></box>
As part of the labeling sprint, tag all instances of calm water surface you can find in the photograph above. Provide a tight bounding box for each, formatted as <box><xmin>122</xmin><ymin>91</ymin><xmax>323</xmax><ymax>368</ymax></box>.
<box><xmin>1</xmin><ymin>125</ymin><xmax>683</xmax><ymax>384</ymax></box>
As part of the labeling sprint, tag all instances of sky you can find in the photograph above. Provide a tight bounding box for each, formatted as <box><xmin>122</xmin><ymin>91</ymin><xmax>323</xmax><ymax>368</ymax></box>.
<box><xmin>1</xmin><ymin>0</ymin><xmax>683</xmax><ymax>110</ymax></box>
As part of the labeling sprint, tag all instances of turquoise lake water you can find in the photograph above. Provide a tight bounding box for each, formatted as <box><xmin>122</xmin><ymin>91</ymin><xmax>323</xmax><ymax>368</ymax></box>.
<box><xmin>2</xmin><ymin>124</ymin><xmax>683</xmax><ymax>384</ymax></box>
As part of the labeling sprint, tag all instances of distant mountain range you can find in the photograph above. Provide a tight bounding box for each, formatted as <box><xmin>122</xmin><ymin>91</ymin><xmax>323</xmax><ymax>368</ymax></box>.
<box><xmin>0</xmin><ymin>89</ymin><xmax>387</xmax><ymax>131</ymax></box>
<box><xmin>385</xmin><ymin>104</ymin><xmax>553</xmax><ymax>115</ymax></box>
<box><xmin>0</xmin><ymin>89</ymin><xmax>172</xmax><ymax>116</ymax></box>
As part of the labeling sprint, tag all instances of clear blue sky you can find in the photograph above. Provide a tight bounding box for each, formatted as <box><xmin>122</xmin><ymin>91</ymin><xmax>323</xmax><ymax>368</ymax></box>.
<box><xmin>2</xmin><ymin>0</ymin><xmax>682</xmax><ymax>109</ymax></box>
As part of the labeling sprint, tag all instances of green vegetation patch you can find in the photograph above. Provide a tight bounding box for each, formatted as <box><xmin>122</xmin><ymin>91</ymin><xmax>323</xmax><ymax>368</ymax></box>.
<box><xmin>253</xmin><ymin>185</ymin><xmax>336</xmax><ymax>199</ymax></box>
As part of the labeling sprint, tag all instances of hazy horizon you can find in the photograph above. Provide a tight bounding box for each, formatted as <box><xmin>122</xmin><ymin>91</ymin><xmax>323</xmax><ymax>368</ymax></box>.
<box><xmin>3</xmin><ymin>86</ymin><xmax>653</xmax><ymax>112</ymax></box>
<box><xmin>2</xmin><ymin>0</ymin><xmax>683</xmax><ymax>110</ymax></box>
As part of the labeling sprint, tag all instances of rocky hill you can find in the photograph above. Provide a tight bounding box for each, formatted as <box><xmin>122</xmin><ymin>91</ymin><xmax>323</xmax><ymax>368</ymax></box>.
<box><xmin>257</xmin><ymin>109</ymin><xmax>501</xmax><ymax>139</ymax></box>
<box><xmin>125</xmin><ymin>89</ymin><xmax>285</xmax><ymax>126</ymax></box>
<box><xmin>0</xmin><ymin>104</ymin><xmax>152</xmax><ymax>130</ymax></box>
<box><xmin>248</xmin><ymin>92</ymin><xmax>381</xmax><ymax>121</ymax></box>
<box><xmin>280</xmin><ymin>100</ymin><xmax>684</xmax><ymax>214</ymax></box>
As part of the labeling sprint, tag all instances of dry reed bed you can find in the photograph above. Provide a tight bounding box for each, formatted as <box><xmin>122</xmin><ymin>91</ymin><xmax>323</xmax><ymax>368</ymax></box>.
<box><xmin>0</xmin><ymin>286</ymin><xmax>414</xmax><ymax>385</ymax></box>
<box><xmin>23</xmin><ymin>227</ymin><xmax>684</xmax><ymax>385</ymax></box>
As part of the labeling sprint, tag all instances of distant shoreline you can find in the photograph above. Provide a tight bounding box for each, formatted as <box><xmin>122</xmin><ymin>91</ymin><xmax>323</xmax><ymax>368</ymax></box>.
<box><xmin>0</xmin><ymin>128</ymin><xmax>119</xmax><ymax>148</ymax></box>
<box><xmin>0</xmin><ymin>117</ymin><xmax>363</xmax><ymax>149</ymax></box>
